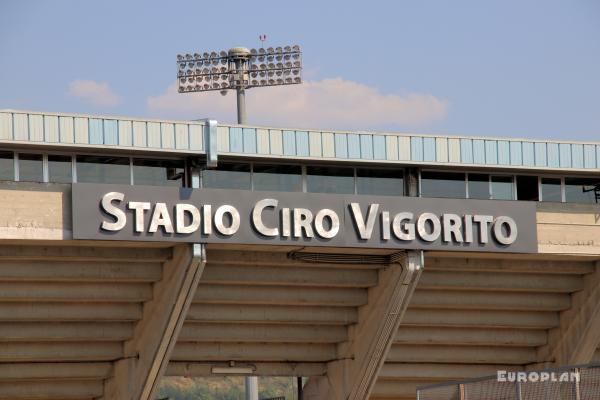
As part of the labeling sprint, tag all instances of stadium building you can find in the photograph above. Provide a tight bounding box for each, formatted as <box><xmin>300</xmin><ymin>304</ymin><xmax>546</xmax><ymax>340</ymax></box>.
<box><xmin>0</xmin><ymin>109</ymin><xmax>599</xmax><ymax>400</ymax></box>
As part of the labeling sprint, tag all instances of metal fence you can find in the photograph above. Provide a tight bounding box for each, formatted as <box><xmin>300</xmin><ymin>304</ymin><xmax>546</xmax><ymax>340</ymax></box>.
<box><xmin>417</xmin><ymin>363</ymin><xmax>600</xmax><ymax>400</ymax></box>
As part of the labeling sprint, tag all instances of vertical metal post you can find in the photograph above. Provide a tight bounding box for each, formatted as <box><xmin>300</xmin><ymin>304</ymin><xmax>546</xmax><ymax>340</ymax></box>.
<box><xmin>459</xmin><ymin>383</ymin><xmax>466</xmax><ymax>400</ymax></box>
<box><xmin>71</xmin><ymin>155</ymin><xmax>77</xmax><ymax>183</ymax></box>
<box><xmin>405</xmin><ymin>168</ymin><xmax>419</xmax><ymax>197</ymax></box>
<box><xmin>245</xmin><ymin>376</ymin><xmax>258</xmax><ymax>400</ymax></box>
<box><xmin>203</xmin><ymin>119</ymin><xmax>219</xmax><ymax>168</ymax></box>
<box><xmin>234</xmin><ymin>177</ymin><xmax>255</xmax><ymax>384</ymax></box>
<box><xmin>573</xmin><ymin>368</ymin><xmax>581</xmax><ymax>400</ymax></box>
<box><xmin>129</xmin><ymin>157</ymin><xmax>134</xmax><ymax>185</ymax></box>
<box><xmin>237</xmin><ymin>87</ymin><xmax>247</xmax><ymax>125</ymax></box>
<box><xmin>14</xmin><ymin>152</ymin><xmax>19</xmax><ymax>181</ymax></box>
<box><xmin>515</xmin><ymin>381</ymin><xmax>523</xmax><ymax>400</ymax></box>
<box><xmin>235</xmin><ymin>57</ymin><xmax>247</xmax><ymax>125</ymax></box>
<box><xmin>297</xmin><ymin>376</ymin><xmax>303</xmax><ymax>400</ymax></box>
<box><xmin>301</xmin><ymin>165</ymin><xmax>307</xmax><ymax>192</ymax></box>
<box><xmin>465</xmin><ymin>173</ymin><xmax>470</xmax><ymax>199</ymax></box>
<box><xmin>190</xmin><ymin>167</ymin><xmax>201</xmax><ymax>189</ymax></box>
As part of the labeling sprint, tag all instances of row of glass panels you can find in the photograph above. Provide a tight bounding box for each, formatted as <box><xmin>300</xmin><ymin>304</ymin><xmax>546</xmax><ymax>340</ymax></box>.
<box><xmin>420</xmin><ymin>171</ymin><xmax>598</xmax><ymax>203</ymax></box>
<box><xmin>0</xmin><ymin>152</ymin><xmax>404</xmax><ymax>196</ymax></box>
<box><xmin>203</xmin><ymin>163</ymin><xmax>403</xmax><ymax>196</ymax></box>
<box><xmin>0</xmin><ymin>151</ymin><xmax>184</xmax><ymax>186</ymax></box>
<box><xmin>0</xmin><ymin>151</ymin><xmax>598</xmax><ymax>203</ymax></box>
<box><xmin>206</xmin><ymin>164</ymin><xmax>600</xmax><ymax>203</ymax></box>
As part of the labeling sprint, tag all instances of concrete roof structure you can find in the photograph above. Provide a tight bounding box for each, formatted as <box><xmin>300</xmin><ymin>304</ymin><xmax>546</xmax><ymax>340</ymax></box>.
<box><xmin>2</xmin><ymin>109</ymin><xmax>600</xmax><ymax>172</ymax></box>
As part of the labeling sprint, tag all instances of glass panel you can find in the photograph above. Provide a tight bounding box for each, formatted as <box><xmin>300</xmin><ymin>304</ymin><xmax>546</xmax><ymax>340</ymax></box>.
<box><xmin>541</xmin><ymin>178</ymin><xmax>562</xmax><ymax>202</ymax></box>
<box><xmin>133</xmin><ymin>159</ymin><xmax>184</xmax><ymax>187</ymax></box>
<box><xmin>306</xmin><ymin>166</ymin><xmax>354</xmax><ymax>194</ymax></box>
<box><xmin>253</xmin><ymin>164</ymin><xmax>302</xmax><ymax>192</ymax></box>
<box><xmin>420</xmin><ymin>171</ymin><xmax>466</xmax><ymax>198</ymax></box>
<box><xmin>18</xmin><ymin>154</ymin><xmax>43</xmax><ymax>182</ymax></box>
<box><xmin>468</xmin><ymin>174</ymin><xmax>489</xmax><ymax>199</ymax></box>
<box><xmin>76</xmin><ymin>156</ymin><xmax>130</xmax><ymax>184</ymax></box>
<box><xmin>202</xmin><ymin>163</ymin><xmax>251</xmax><ymax>190</ymax></box>
<box><xmin>48</xmin><ymin>155</ymin><xmax>72</xmax><ymax>183</ymax></box>
<box><xmin>356</xmin><ymin>168</ymin><xmax>403</xmax><ymax>196</ymax></box>
<box><xmin>491</xmin><ymin>176</ymin><xmax>514</xmax><ymax>200</ymax></box>
<box><xmin>516</xmin><ymin>175</ymin><xmax>539</xmax><ymax>201</ymax></box>
<box><xmin>0</xmin><ymin>152</ymin><xmax>14</xmax><ymax>181</ymax></box>
<box><xmin>565</xmin><ymin>178</ymin><xmax>600</xmax><ymax>203</ymax></box>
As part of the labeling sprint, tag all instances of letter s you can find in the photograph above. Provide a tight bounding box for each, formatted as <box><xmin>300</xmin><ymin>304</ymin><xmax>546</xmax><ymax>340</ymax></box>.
<box><xmin>100</xmin><ymin>192</ymin><xmax>126</xmax><ymax>231</ymax></box>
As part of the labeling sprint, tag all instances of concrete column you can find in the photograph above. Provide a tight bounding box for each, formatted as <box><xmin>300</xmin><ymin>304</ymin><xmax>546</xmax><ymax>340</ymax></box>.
<box><xmin>102</xmin><ymin>244</ymin><xmax>207</xmax><ymax>400</ymax></box>
<box><xmin>245</xmin><ymin>376</ymin><xmax>258</xmax><ymax>400</ymax></box>
<box><xmin>303</xmin><ymin>251</ymin><xmax>424</xmax><ymax>400</ymax></box>
<box><xmin>537</xmin><ymin>260</ymin><xmax>600</xmax><ymax>366</ymax></box>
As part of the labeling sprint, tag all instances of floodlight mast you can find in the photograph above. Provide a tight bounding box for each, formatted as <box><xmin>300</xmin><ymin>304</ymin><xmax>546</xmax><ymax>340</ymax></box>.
<box><xmin>177</xmin><ymin>45</ymin><xmax>302</xmax><ymax>125</ymax></box>
<box><xmin>228</xmin><ymin>47</ymin><xmax>250</xmax><ymax>124</ymax></box>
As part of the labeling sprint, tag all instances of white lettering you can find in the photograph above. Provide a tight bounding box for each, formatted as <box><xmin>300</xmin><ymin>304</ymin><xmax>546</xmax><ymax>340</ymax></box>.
<box><xmin>293</xmin><ymin>208</ymin><xmax>314</xmax><ymax>238</ymax></box>
<box><xmin>314</xmin><ymin>209</ymin><xmax>339</xmax><ymax>239</ymax></box>
<box><xmin>493</xmin><ymin>216</ymin><xmax>517</xmax><ymax>245</ymax></box>
<box><xmin>350</xmin><ymin>203</ymin><xmax>379</xmax><ymax>240</ymax></box>
<box><xmin>281</xmin><ymin>208</ymin><xmax>291</xmax><ymax>237</ymax></box>
<box><xmin>529</xmin><ymin>372</ymin><xmax>539</xmax><ymax>382</ymax></box>
<box><xmin>381</xmin><ymin>211</ymin><xmax>390</xmax><ymax>241</ymax></box>
<box><xmin>175</xmin><ymin>204</ymin><xmax>200</xmax><ymax>234</ymax></box>
<box><xmin>417</xmin><ymin>213</ymin><xmax>441</xmax><ymax>242</ymax></box>
<box><xmin>95</xmin><ymin>192</ymin><xmax>523</xmax><ymax>249</ymax></box>
<box><xmin>214</xmin><ymin>205</ymin><xmax>240</xmax><ymax>236</ymax></box>
<box><xmin>392</xmin><ymin>212</ymin><xmax>415</xmax><ymax>241</ymax></box>
<box><xmin>498</xmin><ymin>371</ymin><xmax>579</xmax><ymax>383</ymax></box>
<box><xmin>202</xmin><ymin>205</ymin><xmax>212</xmax><ymax>235</ymax></box>
<box><xmin>442</xmin><ymin>213</ymin><xmax>463</xmax><ymax>243</ymax></box>
<box><xmin>128</xmin><ymin>201</ymin><xmax>150</xmax><ymax>233</ymax></box>
<box><xmin>100</xmin><ymin>192</ymin><xmax>126</xmax><ymax>231</ymax></box>
<box><xmin>473</xmin><ymin>215</ymin><xmax>493</xmax><ymax>243</ymax></box>
<box><xmin>497</xmin><ymin>371</ymin><xmax>507</xmax><ymax>382</ymax></box>
<box><xmin>463</xmin><ymin>214</ymin><xmax>473</xmax><ymax>243</ymax></box>
<box><xmin>252</xmin><ymin>199</ymin><xmax>279</xmax><ymax>237</ymax></box>
<box><xmin>149</xmin><ymin>203</ymin><xmax>174</xmax><ymax>233</ymax></box>
<box><xmin>571</xmin><ymin>372</ymin><xmax>580</xmax><ymax>383</ymax></box>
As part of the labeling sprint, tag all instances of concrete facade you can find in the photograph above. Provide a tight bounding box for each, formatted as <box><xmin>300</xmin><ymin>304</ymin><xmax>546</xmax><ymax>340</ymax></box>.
<box><xmin>0</xmin><ymin>110</ymin><xmax>599</xmax><ymax>400</ymax></box>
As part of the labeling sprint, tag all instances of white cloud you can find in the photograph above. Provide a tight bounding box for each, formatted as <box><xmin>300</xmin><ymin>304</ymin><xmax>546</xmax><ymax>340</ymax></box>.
<box><xmin>147</xmin><ymin>78</ymin><xmax>448</xmax><ymax>130</ymax></box>
<box><xmin>68</xmin><ymin>79</ymin><xmax>121</xmax><ymax>107</ymax></box>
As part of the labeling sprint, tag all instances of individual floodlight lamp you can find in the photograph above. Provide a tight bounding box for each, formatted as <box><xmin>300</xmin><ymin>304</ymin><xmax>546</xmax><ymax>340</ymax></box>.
<box><xmin>176</xmin><ymin>45</ymin><xmax>302</xmax><ymax>124</ymax></box>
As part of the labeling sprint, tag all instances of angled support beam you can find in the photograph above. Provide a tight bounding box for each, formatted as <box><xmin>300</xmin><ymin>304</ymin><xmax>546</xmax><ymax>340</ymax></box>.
<box><xmin>102</xmin><ymin>243</ymin><xmax>206</xmax><ymax>400</ymax></box>
<box><xmin>303</xmin><ymin>250</ymin><xmax>423</xmax><ymax>400</ymax></box>
<box><xmin>537</xmin><ymin>261</ymin><xmax>600</xmax><ymax>366</ymax></box>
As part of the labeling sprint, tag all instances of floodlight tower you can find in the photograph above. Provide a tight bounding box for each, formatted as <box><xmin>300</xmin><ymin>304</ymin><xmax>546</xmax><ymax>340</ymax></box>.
<box><xmin>177</xmin><ymin>45</ymin><xmax>303</xmax><ymax>124</ymax></box>
<box><xmin>176</xmin><ymin>44</ymin><xmax>303</xmax><ymax>400</ymax></box>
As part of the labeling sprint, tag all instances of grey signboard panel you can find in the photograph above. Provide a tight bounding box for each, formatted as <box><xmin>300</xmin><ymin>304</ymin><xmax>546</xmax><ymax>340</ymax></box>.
<box><xmin>72</xmin><ymin>183</ymin><xmax>538</xmax><ymax>252</ymax></box>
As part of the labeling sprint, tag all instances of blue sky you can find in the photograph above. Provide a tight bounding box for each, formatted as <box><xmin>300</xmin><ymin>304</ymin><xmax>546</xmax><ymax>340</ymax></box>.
<box><xmin>1</xmin><ymin>0</ymin><xmax>599</xmax><ymax>140</ymax></box>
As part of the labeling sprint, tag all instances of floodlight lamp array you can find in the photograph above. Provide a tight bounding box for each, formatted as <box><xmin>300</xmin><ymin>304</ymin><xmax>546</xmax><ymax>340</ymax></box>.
<box><xmin>177</xmin><ymin>51</ymin><xmax>231</xmax><ymax>92</ymax></box>
<box><xmin>247</xmin><ymin>45</ymin><xmax>302</xmax><ymax>88</ymax></box>
<box><xmin>177</xmin><ymin>45</ymin><xmax>302</xmax><ymax>93</ymax></box>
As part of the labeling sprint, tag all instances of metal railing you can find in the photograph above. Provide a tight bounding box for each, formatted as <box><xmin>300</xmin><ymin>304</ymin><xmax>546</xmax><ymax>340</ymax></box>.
<box><xmin>417</xmin><ymin>363</ymin><xmax>600</xmax><ymax>400</ymax></box>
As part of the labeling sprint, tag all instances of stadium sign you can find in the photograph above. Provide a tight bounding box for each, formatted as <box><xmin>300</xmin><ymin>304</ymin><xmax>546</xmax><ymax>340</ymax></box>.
<box><xmin>72</xmin><ymin>183</ymin><xmax>537</xmax><ymax>252</ymax></box>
